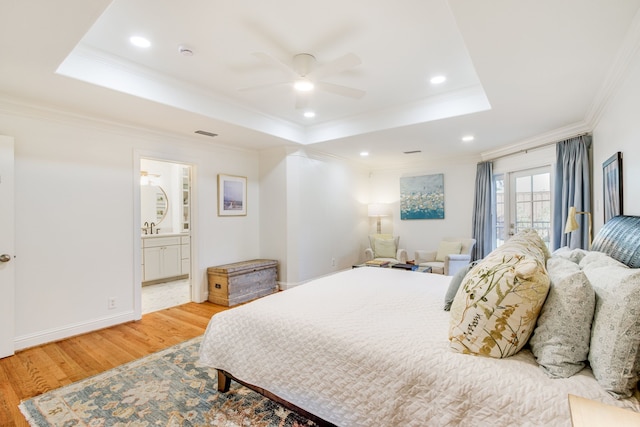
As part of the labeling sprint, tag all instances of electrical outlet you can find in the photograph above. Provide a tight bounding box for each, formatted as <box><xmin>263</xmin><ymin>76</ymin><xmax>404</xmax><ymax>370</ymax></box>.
<box><xmin>108</xmin><ymin>297</ymin><xmax>117</xmax><ymax>309</ymax></box>
<box><xmin>331</xmin><ymin>257</ymin><xmax>336</xmax><ymax>267</ymax></box>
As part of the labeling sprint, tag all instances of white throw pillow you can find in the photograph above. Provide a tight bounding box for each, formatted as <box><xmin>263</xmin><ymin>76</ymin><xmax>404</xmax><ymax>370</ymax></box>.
<box><xmin>374</xmin><ymin>238</ymin><xmax>397</xmax><ymax>259</ymax></box>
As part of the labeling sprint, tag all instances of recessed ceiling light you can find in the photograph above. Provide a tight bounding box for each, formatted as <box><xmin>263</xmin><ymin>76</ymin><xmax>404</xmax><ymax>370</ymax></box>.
<box><xmin>303</xmin><ymin>111</ymin><xmax>316</xmax><ymax>118</ymax></box>
<box><xmin>360</xmin><ymin>151</ymin><xmax>369</xmax><ymax>157</ymax></box>
<box><xmin>130</xmin><ymin>36</ymin><xmax>151</xmax><ymax>48</ymax></box>
<box><xmin>294</xmin><ymin>79</ymin><xmax>314</xmax><ymax>92</ymax></box>
<box><xmin>462</xmin><ymin>135</ymin><xmax>475</xmax><ymax>142</ymax></box>
<box><xmin>430</xmin><ymin>75</ymin><xmax>446</xmax><ymax>85</ymax></box>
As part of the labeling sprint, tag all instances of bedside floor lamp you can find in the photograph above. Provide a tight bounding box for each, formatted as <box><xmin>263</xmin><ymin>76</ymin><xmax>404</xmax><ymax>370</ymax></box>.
<box><xmin>368</xmin><ymin>203</ymin><xmax>389</xmax><ymax>234</ymax></box>
<box><xmin>564</xmin><ymin>206</ymin><xmax>592</xmax><ymax>249</ymax></box>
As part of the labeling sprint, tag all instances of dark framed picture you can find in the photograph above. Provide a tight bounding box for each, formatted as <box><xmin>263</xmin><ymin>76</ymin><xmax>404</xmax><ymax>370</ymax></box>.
<box><xmin>218</xmin><ymin>174</ymin><xmax>247</xmax><ymax>216</ymax></box>
<box><xmin>602</xmin><ymin>152</ymin><xmax>623</xmax><ymax>223</ymax></box>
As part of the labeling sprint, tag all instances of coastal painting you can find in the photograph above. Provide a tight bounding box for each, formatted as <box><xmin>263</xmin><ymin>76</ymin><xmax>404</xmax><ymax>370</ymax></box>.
<box><xmin>218</xmin><ymin>174</ymin><xmax>247</xmax><ymax>216</ymax></box>
<box><xmin>400</xmin><ymin>174</ymin><xmax>444</xmax><ymax>220</ymax></box>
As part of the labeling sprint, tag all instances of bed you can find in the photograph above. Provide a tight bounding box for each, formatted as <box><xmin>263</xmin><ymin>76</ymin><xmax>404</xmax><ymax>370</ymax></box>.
<box><xmin>199</xmin><ymin>215</ymin><xmax>640</xmax><ymax>426</ymax></box>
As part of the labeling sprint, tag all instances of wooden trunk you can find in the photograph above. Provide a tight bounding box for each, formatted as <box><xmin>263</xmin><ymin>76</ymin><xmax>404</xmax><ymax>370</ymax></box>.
<box><xmin>207</xmin><ymin>259</ymin><xmax>278</xmax><ymax>306</ymax></box>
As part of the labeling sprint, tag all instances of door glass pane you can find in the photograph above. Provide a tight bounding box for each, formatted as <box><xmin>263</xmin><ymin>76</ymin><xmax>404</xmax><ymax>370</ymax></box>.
<box><xmin>514</xmin><ymin>172</ymin><xmax>551</xmax><ymax>247</ymax></box>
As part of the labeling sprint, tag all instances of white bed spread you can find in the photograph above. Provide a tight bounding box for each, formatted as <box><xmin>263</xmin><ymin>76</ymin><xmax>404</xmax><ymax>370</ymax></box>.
<box><xmin>199</xmin><ymin>267</ymin><xmax>640</xmax><ymax>426</ymax></box>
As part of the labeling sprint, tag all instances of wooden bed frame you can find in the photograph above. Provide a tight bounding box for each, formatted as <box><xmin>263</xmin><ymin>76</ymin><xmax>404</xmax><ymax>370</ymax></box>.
<box><xmin>217</xmin><ymin>369</ymin><xmax>336</xmax><ymax>426</ymax></box>
<box><xmin>215</xmin><ymin>215</ymin><xmax>640</xmax><ymax>426</ymax></box>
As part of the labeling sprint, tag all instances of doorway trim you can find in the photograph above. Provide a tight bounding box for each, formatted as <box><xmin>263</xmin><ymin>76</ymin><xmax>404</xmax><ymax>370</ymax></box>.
<box><xmin>133</xmin><ymin>150</ymin><xmax>199</xmax><ymax>319</ymax></box>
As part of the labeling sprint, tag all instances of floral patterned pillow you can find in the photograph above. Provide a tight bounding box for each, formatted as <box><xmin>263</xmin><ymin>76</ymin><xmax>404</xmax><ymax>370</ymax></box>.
<box><xmin>449</xmin><ymin>230</ymin><xmax>550</xmax><ymax>358</ymax></box>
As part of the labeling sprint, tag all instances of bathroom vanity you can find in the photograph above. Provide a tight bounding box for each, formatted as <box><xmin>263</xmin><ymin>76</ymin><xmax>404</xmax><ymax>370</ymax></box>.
<box><xmin>142</xmin><ymin>234</ymin><xmax>190</xmax><ymax>284</ymax></box>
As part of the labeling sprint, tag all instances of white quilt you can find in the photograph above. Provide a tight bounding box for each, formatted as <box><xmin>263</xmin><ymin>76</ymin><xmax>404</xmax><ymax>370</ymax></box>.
<box><xmin>199</xmin><ymin>267</ymin><xmax>640</xmax><ymax>426</ymax></box>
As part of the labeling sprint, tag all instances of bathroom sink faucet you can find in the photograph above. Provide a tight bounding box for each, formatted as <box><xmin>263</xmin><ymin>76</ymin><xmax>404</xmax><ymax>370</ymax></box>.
<box><xmin>143</xmin><ymin>221</ymin><xmax>149</xmax><ymax>235</ymax></box>
<box><xmin>150</xmin><ymin>222</ymin><xmax>155</xmax><ymax>234</ymax></box>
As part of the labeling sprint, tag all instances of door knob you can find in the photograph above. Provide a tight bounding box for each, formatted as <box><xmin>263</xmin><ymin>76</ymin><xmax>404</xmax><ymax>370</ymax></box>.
<box><xmin>0</xmin><ymin>254</ymin><xmax>12</xmax><ymax>263</ymax></box>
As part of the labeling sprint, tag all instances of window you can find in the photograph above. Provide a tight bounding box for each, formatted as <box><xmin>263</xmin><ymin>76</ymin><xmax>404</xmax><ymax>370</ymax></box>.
<box><xmin>493</xmin><ymin>167</ymin><xmax>551</xmax><ymax>249</ymax></box>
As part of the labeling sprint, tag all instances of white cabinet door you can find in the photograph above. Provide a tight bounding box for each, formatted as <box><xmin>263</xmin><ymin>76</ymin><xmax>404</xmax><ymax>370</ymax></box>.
<box><xmin>143</xmin><ymin>245</ymin><xmax>182</xmax><ymax>282</ymax></box>
<box><xmin>143</xmin><ymin>246</ymin><xmax>164</xmax><ymax>282</ymax></box>
<box><xmin>162</xmin><ymin>244</ymin><xmax>182</xmax><ymax>278</ymax></box>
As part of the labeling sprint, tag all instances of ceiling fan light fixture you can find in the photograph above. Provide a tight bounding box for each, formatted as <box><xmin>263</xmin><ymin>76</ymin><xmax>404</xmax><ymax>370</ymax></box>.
<box><xmin>129</xmin><ymin>36</ymin><xmax>151</xmax><ymax>48</ymax></box>
<box><xmin>294</xmin><ymin>79</ymin><xmax>314</xmax><ymax>92</ymax></box>
<box><xmin>430</xmin><ymin>75</ymin><xmax>446</xmax><ymax>85</ymax></box>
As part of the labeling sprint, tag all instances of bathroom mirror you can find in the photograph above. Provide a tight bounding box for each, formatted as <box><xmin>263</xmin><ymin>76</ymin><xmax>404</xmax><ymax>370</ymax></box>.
<box><xmin>141</xmin><ymin>185</ymin><xmax>168</xmax><ymax>227</ymax></box>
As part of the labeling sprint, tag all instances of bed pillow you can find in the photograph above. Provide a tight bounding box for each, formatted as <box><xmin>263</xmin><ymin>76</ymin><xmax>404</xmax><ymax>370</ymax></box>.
<box><xmin>449</xmin><ymin>229</ymin><xmax>550</xmax><ymax>358</ymax></box>
<box><xmin>551</xmin><ymin>247</ymin><xmax>588</xmax><ymax>264</ymax></box>
<box><xmin>444</xmin><ymin>262</ymin><xmax>475</xmax><ymax>311</ymax></box>
<box><xmin>436</xmin><ymin>241</ymin><xmax>462</xmax><ymax>262</ymax></box>
<box><xmin>529</xmin><ymin>257</ymin><xmax>595</xmax><ymax>378</ymax></box>
<box><xmin>579</xmin><ymin>251</ymin><xmax>627</xmax><ymax>270</ymax></box>
<box><xmin>373</xmin><ymin>237</ymin><xmax>397</xmax><ymax>259</ymax></box>
<box><xmin>581</xmin><ymin>259</ymin><xmax>640</xmax><ymax>399</ymax></box>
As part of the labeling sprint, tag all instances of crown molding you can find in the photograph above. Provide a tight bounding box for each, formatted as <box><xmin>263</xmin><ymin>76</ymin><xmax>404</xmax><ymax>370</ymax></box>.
<box><xmin>585</xmin><ymin>7</ymin><xmax>640</xmax><ymax>129</ymax></box>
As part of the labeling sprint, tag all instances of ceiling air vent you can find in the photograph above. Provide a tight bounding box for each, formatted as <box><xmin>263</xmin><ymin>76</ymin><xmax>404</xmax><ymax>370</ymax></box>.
<box><xmin>403</xmin><ymin>150</ymin><xmax>422</xmax><ymax>154</ymax></box>
<box><xmin>195</xmin><ymin>130</ymin><xmax>218</xmax><ymax>138</ymax></box>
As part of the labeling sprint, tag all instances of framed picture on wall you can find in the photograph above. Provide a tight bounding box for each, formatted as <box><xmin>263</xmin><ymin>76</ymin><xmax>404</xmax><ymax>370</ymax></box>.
<box><xmin>218</xmin><ymin>174</ymin><xmax>247</xmax><ymax>216</ymax></box>
<box><xmin>400</xmin><ymin>173</ymin><xmax>445</xmax><ymax>220</ymax></box>
<box><xmin>602</xmin><ymin>152</ymin><xmax>623</xmax><ymax>223</ymax></box>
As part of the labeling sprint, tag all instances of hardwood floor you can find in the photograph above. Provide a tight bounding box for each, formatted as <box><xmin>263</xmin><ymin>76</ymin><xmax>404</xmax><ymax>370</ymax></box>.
<box><xmin>0</xmin><ymin>302</ymin><xmax>228</xmax><ymax>426</ymax></box>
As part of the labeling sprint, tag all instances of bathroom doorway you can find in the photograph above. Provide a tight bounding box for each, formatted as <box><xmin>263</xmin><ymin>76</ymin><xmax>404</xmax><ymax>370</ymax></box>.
<box><xmin>140</xmin><ymin>158</ymin><xmax>192</xmax><ymax>314</ymax></box>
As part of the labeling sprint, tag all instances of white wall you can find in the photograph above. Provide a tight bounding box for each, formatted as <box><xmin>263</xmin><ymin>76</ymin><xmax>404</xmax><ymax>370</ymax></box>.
<box><xmin>368</xmin><ymin>157</ymin><xmax>478</xmax><ymax>260</ymax></box>
<box><xmin>260</xmin><ymin>147</ymin><xmax>369</xmax><ymax>287</ymax></box>
<box><xmin>592</xmin><ymin>43</ymin><xmax>640</xmax><ymax>232</ymax></box>
<box><xmin>0</xmin><ymin>102</ymin><xmax>260</xmax><ymax>349</ymax></box>
<box><xmin>286</xmin><ymin>150</ymin><xmax>369</xmax><ymax>284</ymax></box>
<box><xmin>259</xmin><ymin>147</ymin><xmax>289</xmax><ymax>284</ymax></box>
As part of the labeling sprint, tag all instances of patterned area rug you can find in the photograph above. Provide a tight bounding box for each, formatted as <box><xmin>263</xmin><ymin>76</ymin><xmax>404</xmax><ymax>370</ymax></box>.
<box><xmin>19</xmin><ymin>337</ymin><xmax>316</xmax><ymax>426</ymax></box>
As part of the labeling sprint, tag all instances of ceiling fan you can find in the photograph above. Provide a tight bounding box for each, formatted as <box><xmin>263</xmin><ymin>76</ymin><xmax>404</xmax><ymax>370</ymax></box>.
<box><xmin>239</xmin><ymin>52</ymin><xmax>365</xmax><ymax>109</ymax></box>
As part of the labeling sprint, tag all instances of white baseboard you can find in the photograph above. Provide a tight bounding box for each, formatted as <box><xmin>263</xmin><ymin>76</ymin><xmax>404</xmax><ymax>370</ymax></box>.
<box><xmin>278</xmin><ymin>269</ymin><xmax>349</xmax><ymax>291</ymax></box>
<box><xmin>14</xmin><ymin>311</ymin><xmax>136</xmax><ymax>351</ymax></box>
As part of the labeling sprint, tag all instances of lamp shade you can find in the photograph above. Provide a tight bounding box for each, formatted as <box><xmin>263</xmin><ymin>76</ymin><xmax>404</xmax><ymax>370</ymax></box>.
<box><xmin>368</xmin><ymin>203</ymin><xmax>389</xmax><ymax>217</ymax></box>
<box><xmin>564</xmin><ymin>206</ymin><xmax>579</xmax><ymax>233</ymax></box>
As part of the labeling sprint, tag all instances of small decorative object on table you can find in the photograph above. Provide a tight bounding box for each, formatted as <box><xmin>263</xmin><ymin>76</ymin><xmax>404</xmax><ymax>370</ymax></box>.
<box><xmin>392</xmin><ymin>263</ymin><xmax>418</xmax><ymax>271</ymax></box>
<box><xmin>364</xmin><ymin>259</ymin><xmax>390</xmax><ymax>267</ymax></box>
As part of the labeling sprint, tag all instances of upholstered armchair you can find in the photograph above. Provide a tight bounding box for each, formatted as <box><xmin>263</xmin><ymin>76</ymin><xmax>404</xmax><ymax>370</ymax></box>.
<box><xmin>415</xmin><ymin>238</ymin><xmax>476</xmax><ymax>275</ymax></box>
<box><xmin>364</xmin><ymin>234</ymin><xmax>408</xmax><ymax>265</ymax></box>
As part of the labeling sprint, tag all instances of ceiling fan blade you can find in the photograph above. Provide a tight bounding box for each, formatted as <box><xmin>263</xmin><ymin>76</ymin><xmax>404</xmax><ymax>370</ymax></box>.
<box><xmin>310</xmin><ymin>53</ymin><xmax>361</xmax><ymax>80</ymax></box>
<box><xmin>237</xmin><ymin>80</ymin><xmax>289</xmax><ymax>92</ymax></box>
<box><xmin>252</xmin><ymin>52</ymin><xmax>296</xmax><ymax>78</ymax></box>
<box><xmin>317</xmin><ymin>82</ymin><xmax>365</xmax><ymax>99</ymax></box>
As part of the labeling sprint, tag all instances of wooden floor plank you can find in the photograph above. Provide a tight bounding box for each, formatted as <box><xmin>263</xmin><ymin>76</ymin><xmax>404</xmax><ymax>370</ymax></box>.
<box><xmin>0</xmin><ymin>301</ymin><xmax>224</xmax><ymax>426</ymax></box>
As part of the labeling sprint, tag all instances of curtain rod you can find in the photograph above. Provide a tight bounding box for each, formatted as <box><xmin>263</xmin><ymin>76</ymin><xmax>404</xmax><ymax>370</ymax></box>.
<box><xmin>484</xmin><ymin>132</ymin><xmax>591</xmax><ymax>162</ymax></box>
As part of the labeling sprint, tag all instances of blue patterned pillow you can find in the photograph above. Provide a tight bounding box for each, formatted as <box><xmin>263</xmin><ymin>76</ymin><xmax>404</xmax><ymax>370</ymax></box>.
<box><xmin>443</xmin><ymin>262</ymin><xmax>475</xmax><ymax>311</ymax></box>
<box><xmin>530</xmin><ymin>257</ymin><xmax>595</xmax><ymax>378</ymax></box>
<box><xmin>581</xmin><ymin>253</ymin><xmax>640</xmax><ymax>398</ymax></box>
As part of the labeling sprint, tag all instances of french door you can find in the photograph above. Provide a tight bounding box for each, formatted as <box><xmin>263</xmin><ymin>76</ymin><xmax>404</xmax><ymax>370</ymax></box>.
<box><xmin>494</xmin><ymin>167</ymin><xmax>551</xmax><ymax>249</ymax></box>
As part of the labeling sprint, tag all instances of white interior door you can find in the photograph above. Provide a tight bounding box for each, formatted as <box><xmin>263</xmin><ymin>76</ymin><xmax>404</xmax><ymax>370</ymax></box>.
<box><xmin>0</xmin><ymin>136</ymin><xmax>15</xmax><ymax>358</ymax></box>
